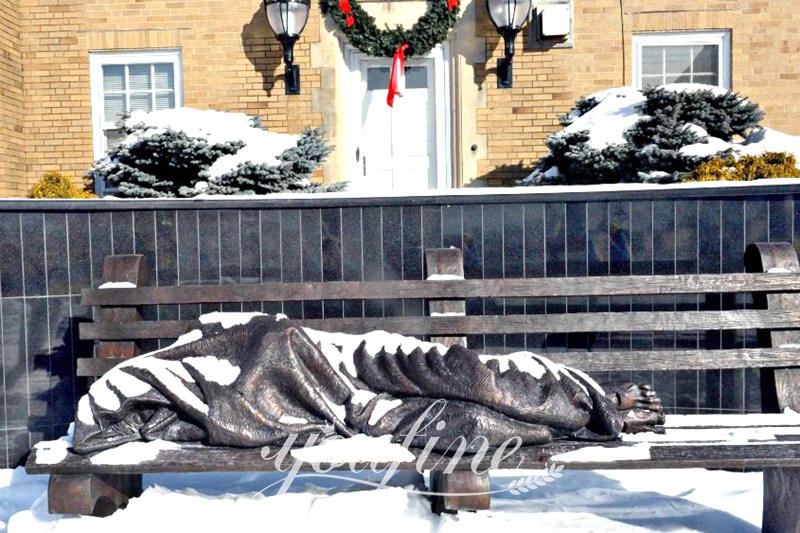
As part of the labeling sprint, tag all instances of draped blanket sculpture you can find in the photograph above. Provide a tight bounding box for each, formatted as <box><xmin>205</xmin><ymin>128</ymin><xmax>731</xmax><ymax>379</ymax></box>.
<box><xmin>73</xmin><ymin>314</ymin><xmax>664</xmax><ymax>454</ymax></box>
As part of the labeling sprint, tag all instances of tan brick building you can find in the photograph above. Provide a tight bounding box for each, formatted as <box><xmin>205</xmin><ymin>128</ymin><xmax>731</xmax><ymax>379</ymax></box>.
<box><xmin>0</xmin><ymin>0</ymin><xmax>798</xmax><ymax>195</ymax></box>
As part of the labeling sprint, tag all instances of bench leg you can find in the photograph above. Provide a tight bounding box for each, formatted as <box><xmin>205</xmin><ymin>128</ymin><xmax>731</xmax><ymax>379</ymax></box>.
<box><xmin>48</xmin><ymin>473</ymin><xmax>143</xmax><ymax>516</ymax></box>
<box><xmin>763</xmin><ymin>467</ymin><xmax>800</xmax><ymax>533</ymax></box>
<box><xmin>429</xmin><ymin>470</ymin><xmax>490</xmax><ymax>514</ymax></box>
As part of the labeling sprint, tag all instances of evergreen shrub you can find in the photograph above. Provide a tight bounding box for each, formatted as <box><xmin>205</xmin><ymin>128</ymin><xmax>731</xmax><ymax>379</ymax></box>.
<box><xmin>639</xmin><ymin>87</ymin><xmax>763</xmax><ymax>141</ymax></box>
<box><xmin>520</xmin><ymin>86</ymin><xmax>765</xmax><ymax>186</ymax></box>
<box><xmin>559</xmin><ymin>95</ymin><xmax>600</xmax><ymax>127</ymax></box>
<box><xmin>92</xmin><ymin>129</ymin><xmax>243</xmax><ymax>198</ymax></box>
<box><xmin>88</xmin><ymin>109</ymin><xmax>337</xmax><ymax>198</ymax></box>
<box><xmin>209</xmin><ymin>128</ymin><xmax>340</xmax><ymax>195</ymax></box>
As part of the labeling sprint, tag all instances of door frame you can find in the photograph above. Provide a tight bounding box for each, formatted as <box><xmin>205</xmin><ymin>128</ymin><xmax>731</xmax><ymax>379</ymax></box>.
<box><xmin>343</xmin><ymin>43</ymin><xmax>452</xmax><ymax>191</ymax></box>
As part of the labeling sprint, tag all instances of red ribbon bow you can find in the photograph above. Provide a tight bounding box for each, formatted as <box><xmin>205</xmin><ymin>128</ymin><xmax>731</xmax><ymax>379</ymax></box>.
<box><xmin>447</xmin><ymin>0</ymin><xmax>458</xmax><ymax>11</ymax></box>
<box><xmin>387</xmin><ymin>44</ymin><xmax>409</xmax><ymax>108</ymax></box>
<box><xmin>338</xmin><ymin>0</ymin><xmax>354</xmax><ymax>27</ymax></box>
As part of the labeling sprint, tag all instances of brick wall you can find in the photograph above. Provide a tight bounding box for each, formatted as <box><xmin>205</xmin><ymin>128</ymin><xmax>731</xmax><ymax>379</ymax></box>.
<box><xmin>18</xmin><ymin>0</ymin><xmax>324</xmax><ymax>193</ymax></box>
<box><xmin>0</xmin><ymin>0</ymin><xmax>24</xmax><ymax>196</ymax></box>
<box><xmin>7</xmin><ymin>0</ymin><xmax>800</xmax><ymax>194</ymax></box>
<box><xmin>478</xmin><ymin>0</ymin><xmax>800</xmax><ymax>186</ymax></box>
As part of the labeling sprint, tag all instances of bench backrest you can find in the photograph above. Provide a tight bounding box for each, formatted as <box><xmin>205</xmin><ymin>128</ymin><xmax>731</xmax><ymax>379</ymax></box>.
<box><xmin>78</xmin><ymin>242</ymin><xmax>800</xmax><ymax>409</ymax></box>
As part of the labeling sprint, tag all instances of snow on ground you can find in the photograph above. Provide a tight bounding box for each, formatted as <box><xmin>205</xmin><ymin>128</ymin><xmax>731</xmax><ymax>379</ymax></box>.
<box><xmin>1</xmin><ymin>466</ymin><xmax>762</xmax><ymax>532</ymax></box>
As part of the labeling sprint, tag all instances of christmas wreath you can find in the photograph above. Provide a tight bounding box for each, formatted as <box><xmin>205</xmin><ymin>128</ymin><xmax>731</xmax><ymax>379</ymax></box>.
<box><xmin>320</xmin><ymin>0</ymin><xmax>460</xmax><ymax>58</ymax></box>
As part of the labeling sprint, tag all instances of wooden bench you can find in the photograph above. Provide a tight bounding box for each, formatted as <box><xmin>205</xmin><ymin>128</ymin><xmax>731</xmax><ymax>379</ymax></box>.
<box><xmin>25</xmin><ymin>242</ymin><xmax>800</xmax><ymax>531</ymax></box>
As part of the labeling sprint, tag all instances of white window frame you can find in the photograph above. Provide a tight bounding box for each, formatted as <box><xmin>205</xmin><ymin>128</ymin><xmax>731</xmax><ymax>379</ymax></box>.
<box><xmin>632</xmin><ymin>31</ymin><xmax>731</xmax><ymax>90</ymax></box>
<box><xmin>89</xmin><ymin>49</ymin><xmax>183</xmax><ymax>161</ymax></box>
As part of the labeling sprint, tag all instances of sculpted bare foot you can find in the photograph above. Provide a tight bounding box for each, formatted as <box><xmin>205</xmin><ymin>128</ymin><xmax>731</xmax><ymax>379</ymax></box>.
<box><xmin>608</xmin><ymin>383</ymin><xmax>660</xmax><ymax>410</ymax></box>
<box><xmin>607</xmin><ymin>383</ymin><xmax>666</xmax><ymax>434</ymax></box>
<box><xmin>620</xmin><ymin>407</ymin><xmax>666</xmax><ymax>433</ymax></box>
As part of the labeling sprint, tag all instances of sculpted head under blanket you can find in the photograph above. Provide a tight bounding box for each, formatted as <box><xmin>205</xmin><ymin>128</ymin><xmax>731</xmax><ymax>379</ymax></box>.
<box><xmin>73</xmin><ymin>314</ymin><xmax>665</xmax><ymax>455</ymax></box>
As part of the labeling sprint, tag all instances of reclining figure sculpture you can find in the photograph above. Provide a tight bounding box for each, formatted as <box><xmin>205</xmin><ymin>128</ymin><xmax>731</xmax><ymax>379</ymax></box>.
<box><xmin>73</xmin><ymin>314</ymin><xmax>664</xmax><ymax>454</ymax></box>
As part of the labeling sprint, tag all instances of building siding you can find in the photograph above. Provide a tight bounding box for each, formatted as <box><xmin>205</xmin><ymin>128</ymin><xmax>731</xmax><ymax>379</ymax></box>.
<box><xmin>0</xmin><ymin>0</ymin><xmax>24</xmax><ymax>197</ymax></box>
<box><xmin>477</xmin><ymin>0</ymin><xmax>800</xmax><ymax>185</ymax></box>
<box><xmin>3</xmin><ymin>0</ymin><xmax>800</xmax><ymax>193</ymax></box>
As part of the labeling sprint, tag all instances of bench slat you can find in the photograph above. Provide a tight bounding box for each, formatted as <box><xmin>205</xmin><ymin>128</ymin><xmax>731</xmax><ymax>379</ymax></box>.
<box><xmin>80</xmin><ymin>272</ymin><xmax>800</xmax><ymax>306</ymax></box>
<box><xmin>25</xmin><ymin>438</ymin><xmax>800</xmax><ymax>476</ymax></box>
<box><xmin>548</xmin><ymin>347</ymin><xmax>800</xmax><ymax>371</ymax></box>
<box><xmin>76</xmin><ymin>347</ymin><xmax>800</xmax><ymax>377</ymax></box>
<box><xmin>79</xmin><ymin>310</ymin><xmax>800</xmax><ymax>340</ymax></box>
<box><xmin>80</xmin><ymin>319</ymin><xmax>198</xmax><ymax>340</ymax></box>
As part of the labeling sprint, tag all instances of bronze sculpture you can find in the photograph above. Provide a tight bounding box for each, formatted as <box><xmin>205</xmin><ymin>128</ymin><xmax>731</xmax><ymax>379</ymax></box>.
<box><xmin>73</xmin><ymin>315</ymin><xmax>664</xmax><ymax>454</ymax></box>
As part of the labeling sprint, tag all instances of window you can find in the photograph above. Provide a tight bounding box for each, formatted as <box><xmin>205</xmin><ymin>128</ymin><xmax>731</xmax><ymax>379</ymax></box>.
<box><xmin>366</xmin><ymin>66</ymin><xmax>428</xmax><ymax>90</ymax></box>
<box><xmin>632</xmin><ymin>31</ymin><xmax>730</xmax><ymax>90</ymax></box>
<box><xmin>89</xmin><ymin>50</ymin><xmax>182</xmax><ymax>160</ymax></box>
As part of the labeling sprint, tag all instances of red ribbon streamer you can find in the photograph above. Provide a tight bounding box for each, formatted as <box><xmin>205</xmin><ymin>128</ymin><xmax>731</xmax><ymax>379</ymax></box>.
<box><xmin>387</xmin><ymin>43</ymin><xmax>409</xmax><ymax>108</ymax></box>
<box><xmin>339</xmin><ymin>0</ymin><xmax>354</xmax><ymax>27</ymax></box>
<box><xmin>447</xmin><ymin>0</ymin><xmax>458</xmax><ymax>11</ymax></box>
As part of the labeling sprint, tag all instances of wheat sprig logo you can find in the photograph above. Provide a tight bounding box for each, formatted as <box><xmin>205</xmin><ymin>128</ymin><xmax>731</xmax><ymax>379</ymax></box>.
<box><xmin>506</xmin><ymin>464</ymin><xmax>564</xmax><ymax>495</ymax></box>
<box><xmin>256</xmin><ymin>400</ymin><xmax>568</xmax><ymax>497</ymax></box>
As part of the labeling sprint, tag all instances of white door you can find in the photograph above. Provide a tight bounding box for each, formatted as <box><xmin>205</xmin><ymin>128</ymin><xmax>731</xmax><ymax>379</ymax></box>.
<box><xmin>358</xmin><ymin>59</ymin><xmax>435</xmax><ymax>192</ymax></box>
<box><xmin>345</xmin><ymin>45</ymin><xmax>451</xmax><ymax>193</ymax></box>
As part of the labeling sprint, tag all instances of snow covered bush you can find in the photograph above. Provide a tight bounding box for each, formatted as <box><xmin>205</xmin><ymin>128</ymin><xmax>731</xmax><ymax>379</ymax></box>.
<box><xmin>519</xmin><ymin>84</ymin><xmax>800</xmax><ymax>186</ymax></box>
<box><xmin>208</xmin><ymin>128</ymin><xmax>337</xmax><ymax>195</ymax></box>
<box><xmin>88</xmin><ymin>108</ymin><xmax>338</xmax><ymax>198</ymax></box>
<box><xmin>638</xmin><ymin>86</ymin><xmax>762</xmax><ymax>141</ymax></box>
<box><xmin>539</xmin><ymin>130</ymin><xmax>635</xmax><ymax>185</ymax></box>
<box><xmin>559</xmin><ymin>95</ymin><xmax>600</xmax><ymax>126</ymax></box>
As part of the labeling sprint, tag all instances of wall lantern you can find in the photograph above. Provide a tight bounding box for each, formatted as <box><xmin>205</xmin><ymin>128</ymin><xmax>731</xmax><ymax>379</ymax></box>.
<box><xmin>486</xmin><ymin>0</ymin><xmax>532</xmax><ymax>88</ymax></box>
<box><xmin>264</xmin><ymin>0</ymin><xmax>311</xmax><ymax>95</ymax></box>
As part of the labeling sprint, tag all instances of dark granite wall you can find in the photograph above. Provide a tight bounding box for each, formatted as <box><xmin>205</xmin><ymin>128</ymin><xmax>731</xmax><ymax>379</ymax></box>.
<box><xmin>1</xmin><ymin>183</ymin><xmax>798</xmax><ymax>467</ymax></box>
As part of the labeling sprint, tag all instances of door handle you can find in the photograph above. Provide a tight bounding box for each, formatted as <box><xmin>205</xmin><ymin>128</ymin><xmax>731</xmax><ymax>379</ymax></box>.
<box><xmin>363</xmin><ymin>155</ymin><xmax>367</xmax><ymax>176</ymax></box>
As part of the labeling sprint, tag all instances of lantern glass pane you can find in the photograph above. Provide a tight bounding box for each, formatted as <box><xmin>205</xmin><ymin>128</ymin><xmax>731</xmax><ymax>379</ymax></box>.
<box><xmin>287</xmin><ymin>2</ymin><xmax>310</xmax><ymax>35</ymax></box>
<box><xmin>487</xmin><ymin>0</ymin><xmax>510</xmax><ymax>29</ymax></box>
<box><xmin>266</xmin><ymin>0</ymin><xmax>309</xmax><ymax>37</ymax></box>
<box><xmin>511</xmin><ymin>0</ymin><xmax>531</xmax><ymax>28</ymax></box>
<box><xmin>266</xmin><ymin>3</ymin><xmax>287</xmax><ymax>35</ymax></box>
<box><xmin>487</xmin><ymin>0</ymin><xmax>530</xmax><ymax>30</ymax></box>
